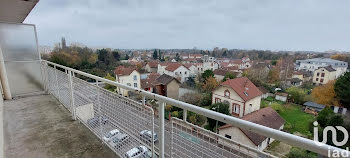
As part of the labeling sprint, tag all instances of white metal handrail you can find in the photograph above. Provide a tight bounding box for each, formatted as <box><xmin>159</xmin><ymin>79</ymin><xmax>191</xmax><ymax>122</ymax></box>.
<box><xmin>42</xmin><ymin>60</ymin><xmax>349</xmax><ymax>157</ymax></box>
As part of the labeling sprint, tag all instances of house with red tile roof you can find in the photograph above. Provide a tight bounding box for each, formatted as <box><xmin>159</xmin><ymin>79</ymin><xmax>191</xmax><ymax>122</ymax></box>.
<box><xmin>218</xmin><ymin>107</ymin><xmax>285</xmax><ymax>151</ymax></box>
<box><xmin>212</xmin><ymin>77</ymin><xmax>262</xmax><ymax>117</ymax></box>
<box><xmin>157</xmin><ymin>63</ymin><xmax>190</xmax><ymax>83</ymax></box>
<box><xmin>114</xmin><ymin>66</ymin><xmax>140</xmax><ymax>97</ymax></box>
<box><xmin>144</xmin><ymin>62</ymin><xmax>159</xmax><ymax>73</ymax></box>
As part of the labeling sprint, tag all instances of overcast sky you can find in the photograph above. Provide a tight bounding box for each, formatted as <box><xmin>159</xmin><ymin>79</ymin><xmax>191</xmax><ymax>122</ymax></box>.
<box><xmin>24</xmin><ymin>0</ymin><xmax>350</xmax><ymax>51</ymax></box>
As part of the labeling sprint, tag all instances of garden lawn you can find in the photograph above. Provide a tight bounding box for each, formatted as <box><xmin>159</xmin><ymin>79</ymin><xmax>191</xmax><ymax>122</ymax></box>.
<box><xmin>277</xmin><ymin>104</ymin><xmax>315</xmax><ymax>136</ymax></box>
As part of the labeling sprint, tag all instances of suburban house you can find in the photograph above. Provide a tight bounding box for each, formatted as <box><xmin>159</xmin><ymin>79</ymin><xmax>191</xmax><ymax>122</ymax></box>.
<box><xmin>295</xmin><ymin>58</ymin><xmax>347</xmax><ymax>78</ymax></box>
<box><xmin>212</xmin><ymin>77</ymin><xmax>263</xmax><ymax>117</ymax></box>
<box><xmin>275</xmin><ymin>93</ymin><xmax>288</xmax><ymax>102</ymax></box>
<box><xmin>287</xmin><ymin>78</ymin><xmax>303</xmax><ymax>87</ymax></box>
<box><xmin>312</xmin><ymin>66</ymin><xmax>337</xmax><ymax>85</ymax></box>
<box><xmin>213</xmin><ymin>69</ymin><xmax>240</xmax><ymax>82</ymax></box>
<box><xmin>248</xmin><ymin>63</ymin><xmax>270</xmax><ymax>81</ymax></box>
<box><xmin>144</xmin><ymin>62</ymin><xmax>158</xmax><ymax>73</ymax></box>
<box><xmin>152</xmin><ymin>74</ymin><xmax>180</xmax><ymax>99</ymax></box>
<box><xmin>114</xmin><ymin>66</ymin><xmax>141</xmax><ymax>97</ymax></box>
<box><xmin>158</xmin><ymin>63</ymin><xmax>190</xmax><ymax>83</ymax></box>
<box><xmin>218</xmin><ymin>107</ymin><xmax>285</xmax><ymax>151</ymax></box>
<box><xmin>292</xmin><ymin>71</ymin><xmax>313</xmax><ymax>82</ymax></box>
<box><xmin>141</xmin><ymin>73</ymin><xmax>160</xmax><ymax>92</ymax></box>
<box><xmin>183</xmin><ymin>63</ymin><xmax>199</xmax><ymax>77</ymax></box>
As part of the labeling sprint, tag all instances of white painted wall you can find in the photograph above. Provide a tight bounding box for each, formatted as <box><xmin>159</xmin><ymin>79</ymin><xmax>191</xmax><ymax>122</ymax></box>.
<box><xmin>116</xmin><ymin>70</ymin><xmax>141</xmax><ymax>96</ymax></box>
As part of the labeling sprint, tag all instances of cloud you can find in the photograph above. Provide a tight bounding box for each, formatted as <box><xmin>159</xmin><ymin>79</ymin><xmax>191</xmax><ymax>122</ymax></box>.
<box><xmin>25</xmin><ymin>0</ymin><xmax>350</xmax><ymax>51</ymax></box>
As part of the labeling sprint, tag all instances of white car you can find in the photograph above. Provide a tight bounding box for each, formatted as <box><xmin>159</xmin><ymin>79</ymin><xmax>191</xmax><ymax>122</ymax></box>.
<box><xmin>125</xmin><ymin>145</ymin><xmax>149</xmax><ymax>158</ymax></box>
<box><xmin>140</xmin><ymin>130</ymin><xmax>158</xmax><ymax>143</ymax></box>
<box><xmin>110</xmin><ymin>133</ymin><xmax>129</xmax><ymax>148</ymax></box>
<box><xmin>103</xmin><ymin>129</ymin><xmax>120</xmax><ymax>142</ymax></box>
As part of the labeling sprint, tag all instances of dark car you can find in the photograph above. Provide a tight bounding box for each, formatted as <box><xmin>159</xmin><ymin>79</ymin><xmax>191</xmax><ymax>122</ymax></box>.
<box><xmin>87</xmin><ymin>116</ymin><xmax>108</xmax><ymax>128</ymax></box>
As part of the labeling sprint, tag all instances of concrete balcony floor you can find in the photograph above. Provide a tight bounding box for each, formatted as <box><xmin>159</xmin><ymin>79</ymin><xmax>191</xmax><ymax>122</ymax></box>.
<box><xmin>2</xmin><ymin>94</ymin><xmax>117</xmax><ymax>158</ymax></box>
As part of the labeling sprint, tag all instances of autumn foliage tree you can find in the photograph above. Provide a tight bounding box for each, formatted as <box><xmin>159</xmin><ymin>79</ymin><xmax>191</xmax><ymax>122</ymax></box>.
<box><xmin>202</xmin><ymin>76</ymin><xmax>219</xmax><ymax>92</ymax></box>
<box><xmin>312</xmin><ymin>80</ymin><xmax>340</xmax><ymax>106</ymax></box>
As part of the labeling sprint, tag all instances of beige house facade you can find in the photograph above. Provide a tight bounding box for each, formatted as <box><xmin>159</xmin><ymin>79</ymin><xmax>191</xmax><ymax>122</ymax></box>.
<box><xmin>115</xmin><ymin>66</ymin><xmax>141</xmax><ymax>97</ymax></box>
<box><xmin>218</xmin><ymin>107</ymin><xmax>285</xmax><ymax>151</ymax></box>
<box><xmin>212</xmin><ymin>77</ymin><xmax>262</xmax><ymax>117</ymax></box>
<box><xmin>312</xmin><ymin>66</ymin><xmax>337</xmax><ymax>85</ymax></box>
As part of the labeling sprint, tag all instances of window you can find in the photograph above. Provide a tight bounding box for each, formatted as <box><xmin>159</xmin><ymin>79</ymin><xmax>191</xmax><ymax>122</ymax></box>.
<box><xmin>133</xmin><ymin>75</ymin><xmax>137</xmax><ymax>81</ymax></box>
<box><xmin>249</xmin><ymin>104</ymin><xmax>252</xmax><ymax>107</ymax></box>
<box><xmin>320</xmin><ymin>79</ymin><xmax>324</xmax><ymax>83</ymax></box>
<box><xmin>215</xmin><ymin>98</ymin><xmax>221</xmax><ymax>103</ymax></box>
<box><xmin>185</xmin><ymin>71</ymin><xmax>187</xmax><ymax>75</ymax></box>
<box><xmin>317</xmin><ymin>73</ymin><xmax>319</xmax><ymax>76</ymax></box>
<box><xmin>225</xmin><ymin>134</ymin><xmax>232</xmax><ymax>139</ymax></box>
<box><xmin>134</xmin><ymin>83</ymin><xmax>137</xmax><ymax>87</ymax></box>
<box><xmin>127</xmin><ymin>83</ymin><xmax>131</xmax><ymax>86</ymax></box>
<box><xmin>321</xmin><ymin>73</ymin><xmax>325</xmax><ymax>77</ymax></box>
<box><xmin>316</xmin><ymin>78</ymin><xmax>319</xmax><ymax>81</ymax></box>
<box><xmin>224</xmin><ymin>90</ymin><xmax>230</xmax><ymax>98</ymax></box>
<box><xmin>233</xmin><ymin>104</ymin><xmax>240</xmax><ymax>114</ymax></box>
<box><xmin>180</xmin><ymin>72</ymin><xmax>182</xmax><ymax>74</ymax></box>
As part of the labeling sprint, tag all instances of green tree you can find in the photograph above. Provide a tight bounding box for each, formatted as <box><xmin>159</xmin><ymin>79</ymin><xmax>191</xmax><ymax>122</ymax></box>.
<box><xmin>207</xmin><ymin>103</ymin><xmax>230</xmax><ymax>131</ymax></box>
<box><xmin>334</xmin><ymin>72</ymin><xmax>350</xmax><ymax>108</ymax></box>
<box><xmin>222</xmin><ymin>50</ymin><xmax>227</xmax><ymax>57</ymax></box>
<box><xmin>158</xmin><ymin>51</ymin><xmax>162</xmax><ymax>60</ymax></box>
<box><xmin>317</xmin><ymin>107</ymin><xmax>334</xmax><ymax>127</ymax></box>
<box><xmin>125</xmin><ymin>54</ymin><xmax>129</xmax><ymax>60</ymax></box>
<box><xmin>199</xmin><ymin>93</ymin><xmax>212</xmax><ymax>107</ymax></box>
<box><xmin>271</xmin><ymin>60</ymin><xmax>277</xmax><ymax>66</ymax></box>
<box><xmin>153</xmin><ymin>49</ymin><xmax>158</xmax><ymax>59</ymax></box>
<box><xmin>201</xmin><ymin>70</ymin><xmax>214</xmax><ymax>81</ymax></box>
<box><xmin>112</xmin><ymin>50</ymin><xmax>120</xmax><ymax>61</ymax></box>
<box><xmin>286</xmin><ymin>87</ymin><xmax>306</xmax><ymax>104</ymax></box>
<box><xmin>104</xmin><ymin>73</ymin><xmax>116</xmax><ymax>91</ymax></box>
<box><xmin>175</xmin><ymin>53</ymin><xmax>181</xmax><ymax>61</ymax></box>
<box><xmin>97</xmin><ymin>49</ymin><xmax>109</xmax><ymax>63</ymax></box>
<box><xmin>222</xmin><ymin>73</ymin><xmax>236</xmax><ymax>82</ymax></box>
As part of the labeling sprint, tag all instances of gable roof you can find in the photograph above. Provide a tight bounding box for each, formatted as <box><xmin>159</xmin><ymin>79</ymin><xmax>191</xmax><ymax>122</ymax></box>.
<box><xmin>213</xmin><ymin>69</ymin><xmax>230</xmax><ymax>76</ymax></box>
<box><xmin>114</xmin><ymin>66</ymin><xmax>138</xmax><ymax>76</ymax></box>
<box><xmin>319</xmin><ymin>65</ymin><xmax>336</xmax><ymax>72</ymax></box>
<box><xmin>141</xmin><ymin>73</ymin><xmax>161</xmax><ymax>89</ymax></box>
<box><xmin>153</xmin><ymin>74</ymin><xmax>180</xmax><ymax>85</ymax></box>
<box><xmin>183</xmin><ymin>63</ymin><xmax>194</xmax><ymax>69</ymax></box>
<box><xmin>165</xmin><ymin>63</ymin><xmax>188</xmax><ymax>72</ymax></box>
<box><xmin>147</xmin><ymin>62</ymin><xmax>158</xmax><ymax>68</ymax></box>
<box><xmin>220</xmin><ymin>77</ymin><xmax>262</xmax><ymax>101</ymax></box>
<box><xmin>218</xmin><ymin>107</ymin><xmax>285</xmax><ymax>146</ymax></box>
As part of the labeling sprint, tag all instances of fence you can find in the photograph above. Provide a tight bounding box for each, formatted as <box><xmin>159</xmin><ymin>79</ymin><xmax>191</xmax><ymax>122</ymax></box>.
<box><xmin>41</xmin><ymin>60</ymin><xmax>349</xmax><ymax>158</ymax></box>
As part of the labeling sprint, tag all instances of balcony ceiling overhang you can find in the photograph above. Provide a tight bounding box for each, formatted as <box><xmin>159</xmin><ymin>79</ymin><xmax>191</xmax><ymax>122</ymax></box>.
<box><xmin>0</xmin><ymin>0</ymin><xmax>39</xmax><ymax>23</ymax></box>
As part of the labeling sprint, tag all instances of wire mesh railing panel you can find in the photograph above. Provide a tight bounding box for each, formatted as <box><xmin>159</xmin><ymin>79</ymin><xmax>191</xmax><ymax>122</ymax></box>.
<box><xmin>72</xmin><ymin>77</ymin><xmax>155</xmax><ymax>158</ymax></box>
<box><xmin>56</xmin><ymin>70</ymin><xmax>71</xmax><ymax>111</ymax></box>
<box><xmin>46</xmin><ymin>66</ymin><xmax>59</xmax><ymax>99</ymax></box>
<box><xmin>171</xmin><ymin>118</ymin><xmax>277</xmax><ymax>158</ymax></box>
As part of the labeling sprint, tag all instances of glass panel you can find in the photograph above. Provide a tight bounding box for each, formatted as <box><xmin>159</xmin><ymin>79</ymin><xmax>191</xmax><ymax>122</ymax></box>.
<box><xmin>0</xmin><ymin>22</ymin><xmax>43</xmax><ymax>96</ymax></box>
<box><xmin>5</xmin><ymin>61</ymin><xmax>43</xmax><ymax>95</ymax></box>
<box><xmin>0</xmin><ymin>23</ymin><xmax>39</xmax><ymax>61</ymax></box>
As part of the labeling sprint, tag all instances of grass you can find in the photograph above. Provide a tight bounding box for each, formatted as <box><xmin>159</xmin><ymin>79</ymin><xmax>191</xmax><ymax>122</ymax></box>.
<box><xmin>277</xmin><ymin>104</ymin><xmax>315</xmax><ymax>136</ymax></box>
<box><xmin>262</xmin><ymin>97</ymin><xmax>315</xmax><ymax>136</ymax></box>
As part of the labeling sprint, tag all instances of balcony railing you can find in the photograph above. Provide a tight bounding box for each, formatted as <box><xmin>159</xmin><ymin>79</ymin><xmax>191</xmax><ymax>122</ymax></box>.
<box><xmin>41</xmin><ymin>60</ymin><xmax>348</xmax><ymax>158</ymax></box>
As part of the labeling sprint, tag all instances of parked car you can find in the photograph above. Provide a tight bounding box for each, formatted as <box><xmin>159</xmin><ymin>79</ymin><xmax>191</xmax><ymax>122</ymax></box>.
<box><xmin>110</xmin><ymin>133</ymin><xmax>129</xmax><ymax>148</ymax></box>
<box><xmin>87</xmin><ymin>116</ymin><xmax>108</xmax><ymax>128</ymax></box>
<box><xmin>140</xmin><ymin>130</ymin><xmax>158</xmax><ymax>143</ymax></box>
<box><xmin>125</xmin><ymin>145</ymin><xmax>149</xmax><ymax>158</ymax></box>
<box><xmin>103</xmin><ymin>129</ymin><xmax>120</xmax><ymax>142</ymax></box>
